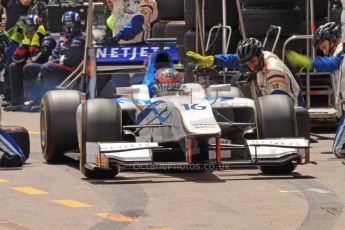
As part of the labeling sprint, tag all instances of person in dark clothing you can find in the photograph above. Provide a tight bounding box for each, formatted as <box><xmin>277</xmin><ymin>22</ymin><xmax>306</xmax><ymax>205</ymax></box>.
<box><xmin>1</xmin><ymin>0</ymin><xmax>49</xmax><ymax>105</ymax></box>
<box><xmin>4</xmin><ymin>14</ymin><xmax>55</xmax><ymax>111</ymax></box>
<box><xmin>21</xmin><ymin>35</ymin><xmax>56</xmax><ymax>111</ymax></box>
<box><xmin>38</xmin><ymin>11</ymin><xmax>85</xmax><ymax>95</ymax></box>
<box><xmin>24</xmin><ymin>11</ymin><xmax>85</xmax><ymax>104</ymax></box>
<box><xmin>2</xmin><ymin>0</ymin><xmax>31</xmax><ymax>95</ymax></box>
<box><xmin>2</xmin><ymin>15</ymin><xmax>28</xmax><ymax>105</ymax></box>
<box><xmin>2</xmin><ymin>0</ymin><xmax>31</xmax><ymax>30</ymax></box>
<box><xmin>0</xmin><ymin>33</ymin><xmax>7</xmax><ymax>95</ymax></box>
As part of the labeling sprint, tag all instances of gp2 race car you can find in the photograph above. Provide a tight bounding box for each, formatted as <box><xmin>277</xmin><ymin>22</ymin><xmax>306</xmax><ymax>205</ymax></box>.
<box><xmin>40</xmin><ymin>36</ymin><xmax>311</xmax><ymax>178</ymax></box>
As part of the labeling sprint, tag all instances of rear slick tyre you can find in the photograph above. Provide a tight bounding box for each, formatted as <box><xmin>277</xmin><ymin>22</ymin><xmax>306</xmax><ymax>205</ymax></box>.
<box><xmin>40</xmin><ymin>90</ymin><xmax>80</xmax><ymax>163</ymax></box>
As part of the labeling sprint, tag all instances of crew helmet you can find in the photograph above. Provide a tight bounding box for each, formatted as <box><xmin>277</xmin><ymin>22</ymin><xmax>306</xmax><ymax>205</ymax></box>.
<box><xmin>61</xmin><ymin>11</ymin><xmax>81</xmax><ymax>35</ymax></box>
<box><xmin>313</xmin><ymin>22</ymin><xmax>341</xmax><ymax>49</ymax></box>
<box><xmin>236</xmin><ymin>37</ymin><xmax>264</xmax><ymax>70</ymax></box>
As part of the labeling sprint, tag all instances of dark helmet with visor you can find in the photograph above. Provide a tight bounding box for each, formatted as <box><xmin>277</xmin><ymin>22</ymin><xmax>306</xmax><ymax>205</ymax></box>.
<box><xmin>23</xmin><ymin>14</ymin><xmax>41</xmax><ymax>35</ymax></box>
<box><xmin>61</xmin><ymin>11</ymin><xmax>81</xmax><ymax>35</ymax></box>
<box><xmin>236</xmin><ymin>38</ymin><xmax>264</xmax><ymax>70</ymax></box>
<box><xmin>313</xmin><ymin>22</ymin><xmax>341</xmax><ymax>49</ymax></box>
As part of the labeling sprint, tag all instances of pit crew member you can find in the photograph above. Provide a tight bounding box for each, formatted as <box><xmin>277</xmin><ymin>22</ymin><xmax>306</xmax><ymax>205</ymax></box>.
<box><xmin>187</xmin><ymin>37</ymin><xmax>304</xmax><ymax>107</ymax></box>
<box><xmin>104</xmin><ymin>0</ymin><xmax>158</xmax><ymax>45</ymax></box>
<box><xmin>37</xmin><ymin>11</ymin><xmax>85</xmax><ymax>97</ymax></box>
<box><xmin>4</xmin><ymin>14</ymin><xmax>53</xmax><ymax>111</ymax></box>
<box><xmin>100</xmin><ymin>0</ymin><xmax>158</xmax><ymax>96</ymax></box>
<box><xmin>285</xmin><ymin>22</ymin><xmax>345</xmax><ymax>157</ymax></box>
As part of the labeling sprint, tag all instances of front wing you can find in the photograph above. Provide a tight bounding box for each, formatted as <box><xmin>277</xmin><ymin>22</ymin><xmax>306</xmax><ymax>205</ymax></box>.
<box><xmin>84</xmin><ymin>138</ymin><xmax>311</xmax><ymax>172</ymax></box>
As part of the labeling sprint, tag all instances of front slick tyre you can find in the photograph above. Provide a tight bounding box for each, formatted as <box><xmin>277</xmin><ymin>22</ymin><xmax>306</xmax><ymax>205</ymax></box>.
<box><xmin>256</xmin><ymin>95</ymin><xmax>297</xmax><ymax>174</ymax></box>
<box><xmin>80</xmin><ymin>99</ymin><xmax>122</xmax><ymax>179</ymax></box>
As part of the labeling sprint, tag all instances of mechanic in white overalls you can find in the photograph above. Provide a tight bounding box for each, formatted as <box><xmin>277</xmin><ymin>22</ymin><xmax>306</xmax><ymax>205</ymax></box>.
<box><xmin>335</xmin><ymin>0</ymin><xmax>345</xmax><ymax>157</ymax></box>
<box><xmin>103</xmin><ymin>0</ymin><xmax>158</xmax><ymax>45</ymax></box>
<box><xmin>187</xmin><ymin>38</ymin><xmax>303</xmax><ymax>107</ymax></box>
<box><xmin>99</xmin><ymin>0</ymin><xmax>158</xmax><ymax>94</ymax></box>
<box><xmin>286</xmin><ymin>22</ymin><xmax>345</xmax><ymax>157</ymax></box>
<box><xmin>287</xmin><ymin>22</ymin><xmax>344</xmax><ymax>112</ymax></box>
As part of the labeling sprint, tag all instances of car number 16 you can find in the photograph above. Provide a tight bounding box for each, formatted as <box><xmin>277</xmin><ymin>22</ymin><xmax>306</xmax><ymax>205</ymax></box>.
<box><xmin>181</xmin><ymin>104</ymin><xmax>206</xmax><ymax>110</ymax></box>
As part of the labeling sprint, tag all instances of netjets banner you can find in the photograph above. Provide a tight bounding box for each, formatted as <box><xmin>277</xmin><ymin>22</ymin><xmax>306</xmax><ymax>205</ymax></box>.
<box><xmin>96</xmin><ymin>45</ymin><xmax>179</xmax><ymax>63</ymax></box>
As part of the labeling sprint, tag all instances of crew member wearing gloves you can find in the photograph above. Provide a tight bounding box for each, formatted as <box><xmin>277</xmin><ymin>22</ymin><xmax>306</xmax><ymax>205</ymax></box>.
<box><xmin>187</xmin><ymin>37</ymin><xmax>304</xmax><ymax>107</ymax></box>
<box><xmin>38</xmin><ymin>11</ymin><xmax>85</xmax><ymax>95</ymax></box>
<box><xmin>101</xmin><ymin>0</ymin><xmax>158</xmax><ymax>96</ymax></box>
<box><xmin>104</xmin><ymin>0</ymin><xmax>158</xmax><ymax>45</ymax></box>
<box><xmin>286</xmin><ymin>21</ymin><xmax>345</xmax><ymax>158</ymax></box>
<box><xmin>287</xmin><ymin>22</ymin><xmax>343</xmax><ymax>73</ymax></box>
<box><xmin>3</xmin><ymin>16</ymin><xmax>29</xmax><ymax>105</ymax></box>
<box><xmin>4</xmin><ymin>14</ymin><xmax>54</xmax><ymax>111</ymax></box>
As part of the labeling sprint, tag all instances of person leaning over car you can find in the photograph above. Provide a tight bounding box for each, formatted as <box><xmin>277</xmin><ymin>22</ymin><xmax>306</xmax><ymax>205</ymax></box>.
<box><xmin>286</xmin><ymin>21</ymin><xmax>345</xmax><ymax>158</ymax></box>
<box><xmin>287</xmin><ymin>22</ymin><xmax>344</xmax><ymax>109</ymax></box>
<box><xmin>187</xmin><ymin>37</ymin><xmax>304</xmax><ymax>107</ymax></box>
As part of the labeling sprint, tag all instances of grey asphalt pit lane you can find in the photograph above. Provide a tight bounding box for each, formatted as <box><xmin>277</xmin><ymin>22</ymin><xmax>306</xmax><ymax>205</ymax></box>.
<box><xmin>90</xmin><ymin>183</ymin><xmax>147</xmax><ymax>230</ymax></box>
<box><xmin>272</xmin><ymin>179</ymin><xmax>344</xmax><ymax>230</ymax></box>
<box><xmin>320</xmin><ymin>207</ymin><xmax>343</xmax><ymax>216</ymax></box>
<box><xmin>0</xmin><ymin>217</ymin><xmax>31</xmax><ymax>230</ymax></box>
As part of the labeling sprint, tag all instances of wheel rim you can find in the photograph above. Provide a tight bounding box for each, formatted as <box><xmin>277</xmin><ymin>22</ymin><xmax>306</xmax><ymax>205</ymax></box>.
<box><xmin>40</xmin><ymin>103</ymin><xmax>47</xmax><ymax>156</ymax></box>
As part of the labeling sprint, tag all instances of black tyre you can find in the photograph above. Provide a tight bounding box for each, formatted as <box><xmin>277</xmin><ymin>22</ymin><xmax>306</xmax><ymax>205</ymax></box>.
<box><xmin>3</xmin><ymin>126</ymin><xmax>30</xmax><ymax>160</ymax></box>
<box><xmin>255</xmin><ymin>95</ymin><xmax>298</xmax><ymax>174</ymax></box>
<box><xmin>330</xmin><ymin>6</ymin><xmax>342</xmax><ymax>25</ymax></box>
<box><xmin>184</xmin><ymin>0</ymin><xmax>238</xmax><ymax>29</ymax></box>
<box><xmin>295</xmin><ymin>107</ymin><xmax>310</xmax><ymax>139</ymax></box>
<box><xmin>153</xmin><ymin>22</ymin><xmax>188</xmax><ymax>44</ymax></box>
<box><xmin>40</xmin><ymin>90</ymin><xmax>81</xmax><ymax>163</ymax></box>
<box><xmin>152</xmin><ymin>21</ymin><xmax>166</xmax><ymax>39</ymax></box>
<box><xmin>296</xmin><ymin>0</ymin><xmax>329</xmax><ymax>20</ymax></box>
<box><xmin>156</xmin><ymin>0</ymin><xmax>184</xmax><ymax>20</ymax></box>
<box><xmin>242</xmin><ymin>7</ymin><xmax>303</xmax><ymax>37</ymax></box>
<box><xmin>240</xmin><ymin>0</ymin><xmax>295</xmax><ymax>6</ymax></box>
<box><xmin>165</xmin><ymin>21</ymin><xmax>188</xmax><ymax>46</ymax></box>
<box><xmin>80</xmin><ymin>99</ymin><xmax>122</xmax><ymax>178</ymax></box>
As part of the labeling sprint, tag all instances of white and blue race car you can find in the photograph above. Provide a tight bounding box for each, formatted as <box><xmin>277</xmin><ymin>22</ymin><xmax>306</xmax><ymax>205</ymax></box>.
<box><xmin>40</xmin><ymin>38</ymin><xmax>311</xmax><ymax>178</ymax></box>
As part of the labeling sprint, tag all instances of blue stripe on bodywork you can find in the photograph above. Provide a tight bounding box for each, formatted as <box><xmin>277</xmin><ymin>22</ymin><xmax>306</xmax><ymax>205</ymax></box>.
<box><xmin>114</xmin><ymin>97</ymin><xmax>151</xmax><ymax>104</ymax></box>
<box><xmin>136</xmin><ymin>100</ymin><xmax>172</xmax><ymax>124</ymax></box>
<box><xmin>204</xmin><ymin>96</ymin><xmax>234</xmax><ymax>101</ymax></box>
